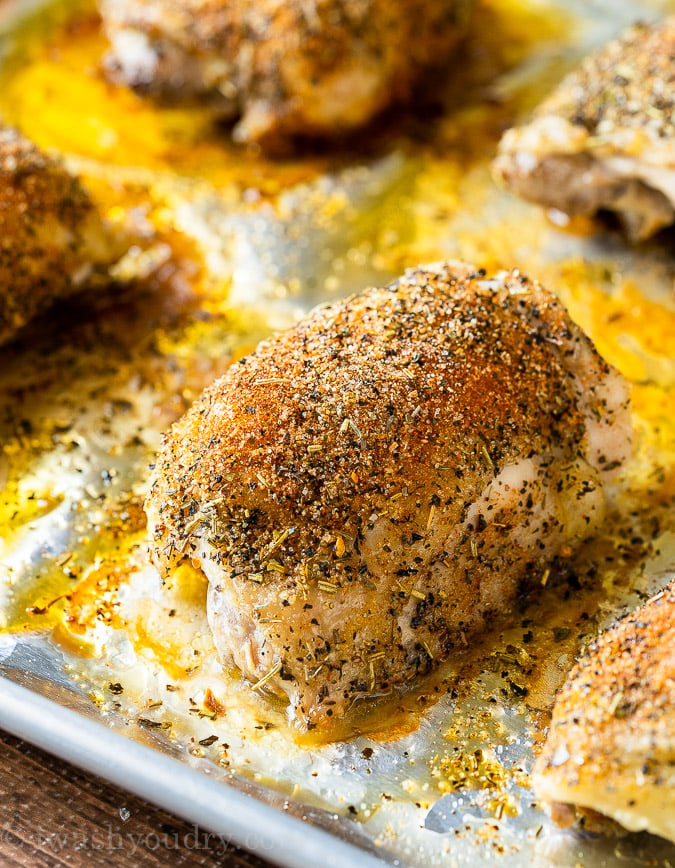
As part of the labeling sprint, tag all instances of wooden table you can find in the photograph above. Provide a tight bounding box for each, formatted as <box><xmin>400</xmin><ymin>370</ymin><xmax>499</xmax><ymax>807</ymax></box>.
<box><xmin>0</xmin><ymin>730</ymin><xmax>272</xmax><ymax>867</ymax></box>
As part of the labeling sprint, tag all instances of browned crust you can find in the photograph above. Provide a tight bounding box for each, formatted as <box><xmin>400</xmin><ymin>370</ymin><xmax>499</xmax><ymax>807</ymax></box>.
<box><xmin>101</xmin><ymin>0</ymin><xmax>469</xmax><ymax>147</ymax></box>
<box><xmin>0</xmin><ymin>127</ymin><xmax>100</xmax><ymax>345</ymax></box>
<box><xmin>144</xmin><ymin>262</ymin><xmax>625</xmax><ymax>728</ymax></box>
<box><xmin>536</xmin><ymin>17</ymin><xmax>675</xmax><ymax>143</ymax></box>
<box><xmin>534</xmin><ymin>581</ymin><xmax>675</xmax><ymax>833</ymax></box>
<box><xmin>493</xmin><ymin>17</ymin><xmax>675</xmax><ymax>239</ymax></box>
<box><xmin>147</xmin><ymin>262</ymin><xmax>611</xmax><ymax>576</ymax></box>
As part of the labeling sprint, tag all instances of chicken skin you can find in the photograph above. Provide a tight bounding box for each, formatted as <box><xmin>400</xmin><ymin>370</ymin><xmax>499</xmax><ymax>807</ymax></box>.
<box><xmin>0</xmin><ymin>127</ymin><xmax>119</xmax><ymax>346</ymax></box>
<box><xmin>534</xmin><ymin>582</ymin><xmax>675</xmax><ymax>844</ymax></box>
<box><xmin>99</xmin><ymin>0</ymin><xmax>470</xmax><ymax>149</ymax></box>
<box><xmin>493</xmin><ymin>18</ymin><xmax>675</xmax><ymax>240</ymax></box>
<box><xmin>145</xmin><ymin>262</ymin><xmax>631</xmax><ymax>732</ymax></box>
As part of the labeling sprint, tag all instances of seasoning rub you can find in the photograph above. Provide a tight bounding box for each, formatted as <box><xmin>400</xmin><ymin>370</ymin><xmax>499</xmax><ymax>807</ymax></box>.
<box><xmin>99</xmin><ymin>0</ymin><xmax>471</xmax><ymax>151</ymax></box>
<box><xmin>494</xmin><ymin>17</ymin><xmax>675</xmax><ymax>240</ymax></box>
<box><xmin>0</xmin><ymin>126</ymin><xmax>125</xmax><ymax>346</ymax></box>
<box><xmin>145</xmin><ymin>261</ymin><xmax>631</xmax><ymax>733</ymax></box>
<box><xmin>534</xmin><ymin>581</ymin><xmax>675</xmax><ymax>844</ymax></box>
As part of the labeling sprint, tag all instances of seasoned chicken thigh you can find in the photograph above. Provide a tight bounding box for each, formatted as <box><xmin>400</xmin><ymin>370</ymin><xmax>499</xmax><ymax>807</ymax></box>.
<box><xmin>145</xmin><ymin>262</ymin><xmax>631</xmax><ymax>731</ymax></box>
<box><xmin>99</xmin><ymin>0</ymin><xmax>470</xmax><ymax>149</ymax></box>
<box><xmin>534</xmin><ymin>582</ymin><xmax>675</xmax><ymax>844</ymax></box>
<box><xmin>0</xmin><ymin>127</ymin><xmax>120</xmax><ymax>346</ymax></box>
<box><xmin>493</xmin><ymin>18</ymin><xmax>675</xmax><ymax>240</ymax></box>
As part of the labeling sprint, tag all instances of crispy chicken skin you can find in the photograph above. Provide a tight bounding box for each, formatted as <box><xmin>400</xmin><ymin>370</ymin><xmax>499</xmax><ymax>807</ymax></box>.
<box><xmin>534</xmin><ymin>582</ymin><xmax>675</xmax><ymax>843</ymax></box>
<box><xmin>99</xmin><ymin>0</ymin><xmax>469</xmax><ymax>149</ymax></box>
<box><xmin>145</xmin><ymin>262</ymin><xmax>631</xmax><ymax>731</ymax></box>
<box><xmin>0</xmin><ymin>127</ymin><xmax>118</xmax><ymax>346</ymax></box>
<box><xmin>493</xmin><ymin>18</ymin><xmax>675</xmax><ymax>240</ymax></box>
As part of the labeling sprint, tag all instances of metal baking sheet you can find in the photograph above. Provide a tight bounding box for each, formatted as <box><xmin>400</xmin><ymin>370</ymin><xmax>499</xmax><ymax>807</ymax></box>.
<box><xmin>0</xmin><ymin>675</ymin><xmax>388</xmax><ymax>868</ymax></box>
<box><xmin>1</xmin><ymin>0</ymin><xmax>674</xmax><ymax>866</ymax></box>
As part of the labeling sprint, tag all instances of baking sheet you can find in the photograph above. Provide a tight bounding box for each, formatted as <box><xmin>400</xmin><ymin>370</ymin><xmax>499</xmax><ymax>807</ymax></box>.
<box><xmin>0</xmin><ymin>0</ymin><xmax>674</xmax><ymax>865</ymax></box>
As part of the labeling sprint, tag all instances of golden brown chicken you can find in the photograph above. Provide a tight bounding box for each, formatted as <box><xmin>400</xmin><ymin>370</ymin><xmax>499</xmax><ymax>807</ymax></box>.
<box><xmin>493</xmin><ymin>18</ymin><xmax>675</xmax><ymax>240</ymax></box>
<box><xmin>99</xmin><ymin>0</ymin><xmax>470</xmax><ymax>149</ymax></box>
<box><xmin>0</xmin><ymin>127</ymin><xmax>121</xmax><ymax>347</ymax></box>
<box><xmin>145</xmin><ymin>261</ymin><xmax>631</xmax><ymax>732</ymax></box>
<box><xmin>534</xmin><ymin>582</ymin><xmax>675</xmax><ymax>843</ymax></box>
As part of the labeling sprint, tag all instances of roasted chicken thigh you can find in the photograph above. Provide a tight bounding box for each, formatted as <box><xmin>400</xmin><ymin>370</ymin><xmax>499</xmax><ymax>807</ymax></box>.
<box><xmin>0</xmin><ymin>127</ymin><xmax>120</xmax><ymax>346</ymax></box>
<box><xmin>99</xmin><ymin>0</ymin><xmax>470</xmax><ymax>149</ymax></box>
<box><xmin>534</xmin><ymin>582</ymin><xmax>675</xmax><ymax>844</ymax></box>
<box><xmin>494</xmin><ymin>18</ymin><xmax>675</xmax><ymax>240</ymax></box>
<box><xmin>145</xmin><ymin>262</ymin><xmax>631</xmax><ymax>731</ymax></box>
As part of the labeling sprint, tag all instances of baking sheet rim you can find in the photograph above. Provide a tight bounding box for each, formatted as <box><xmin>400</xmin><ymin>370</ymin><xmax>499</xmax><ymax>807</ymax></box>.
<box><xmin>0</xmin><ymin>674</ymin><xmax>389</xmax><ymax>868</ymax></box>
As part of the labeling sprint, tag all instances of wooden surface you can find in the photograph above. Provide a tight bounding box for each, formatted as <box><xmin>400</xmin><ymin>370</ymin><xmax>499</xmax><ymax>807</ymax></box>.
<box><xmin>0</xmin><ymin>730</ymin><xmax>273</xmax><ymax>867</ymax></box>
